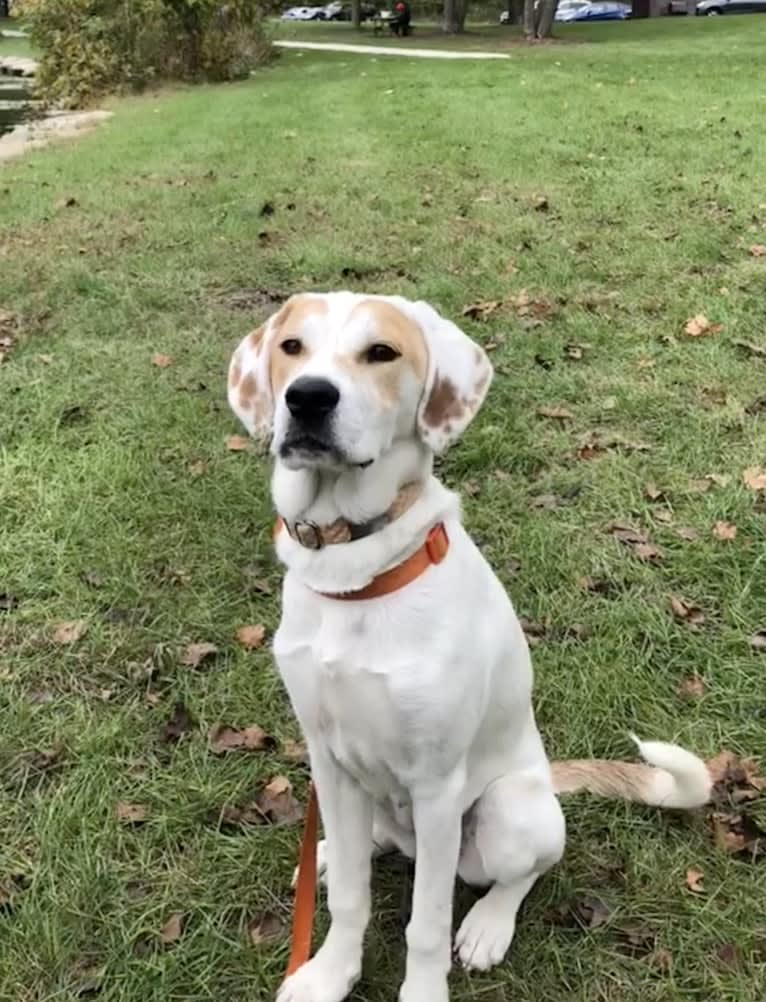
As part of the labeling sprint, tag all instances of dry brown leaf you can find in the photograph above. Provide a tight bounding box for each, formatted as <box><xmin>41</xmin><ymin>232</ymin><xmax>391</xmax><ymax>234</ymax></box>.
<box><xmin>179</xmin><ymin>641</ymin><xmax>218</xmax><ymax>668</ymax></box>
<box><xmin>546</xmin><ymin>894</ymin><xmax>612</xmax><ymax>930</ymax></box>
<box><xmin>208</xmin><ymin>723</ymin><xmax>275</xmax><ymax>755</ymax></box>
<box><xmin>683</xmin><ymin>314</ymin><xmax>722</xmax><ymax>338</ymax></box>
<box><xmin>750</xmin><ymin>630</ymin><xmax>766</xmax><ymax>653</ymax></box>
<box><xmin>159</xmin><ymin>913</ymin><xmax>184</xmax><ymax>945</ymax></box>
<box><xmin>675</xmin><ymin>526</ymin><xmax>700</xmax><ymax>542</ymax></box>
<box><xmin>537</xmin><ymin>406</ymin><xmax>575</xmax><ymax>421</ymax></box>
<box><xmin>685</xmin><ymin>868</ymin><xmax>705</xmax><ymax>893</ymax></box>
<box><xmin>743</xmin><ymin>466</ymin><xmax>766</xmax><ymax>491</ymax></box>
<box><xmin>654</xmin><ymin>509</ymin><xmax>673</xmax><ymax>524</ymax></box>
<box><xmin>248</xmin><ymin>911</ymin><xmax>285</xmax><ymax>946</ymax></box>
<box><xmin>711</xmin><ymin>810</ymin><xmax>766</xmax><ymax>860</ymax></box>
<box><xmin>713</xmin><ymin>521</ymin><xmax>737</xmax><ymax>541</ymax></box>
<box><xmin>649</xmin><ymin>948</ymin><xmax>674</xmax><ymax>973</ymax></box>
<box><xmin>669</xmin><ymin>596</ymin><xmax>705</xmax><ymax>629</ymax></box>
<box><xmin>52</xmin><ymin>620</ymin><xmax>88</xmax><ymax>645</ymax></box>
<box><xmin>461</xmin><ymin>300</ymin><xmax>502</xmax><ymax>322</ymax></box>
<box><xmin>609</xmin><ymin>523</ymin><xmax>648</xmax><ymax>545</ymax></box>
<box><xmin>115</xmin><ymin>802</ymin><xmax>148</xmax><ymax>824</ymax></box>
<box><xmin>188</xmin><ymin>459</ymin><xmax>209</xmax><ymax>477</ymax></box>
<box><xmin>716</xmin><ymin>943</ymin><xmax>743</xmax><ymax>970</ymax></box>
<box><xmin>151</xmin><ymin>353</ymin><xmax>174</xmax><ymax>368</ymax></box>
<box><xmin>564</xmin><ymin>343</ymin><xmax>585</xmax><ymax>360</ymax></box>
<box><xmin>235</xmin><ymin>624</ymin><xmax>266</xmax><ymax>650</ymax></box>
<box><xmin>159</xmin><ymin>701</ymin><xmax>197</xmax><ymax>744</ymax></box>
<box><xmin>255</xmin><ymin>776</ymin><xmax>304</xmax><ymax>825</ymax></box>
<box><xmin>633</xmin><ymin>542</ymin><xmax>663</xmax><ymax>562</ymax></box>
<box><xmin>749</xmin><ymin>244</ymin><xmax>766</xmax><ymax>257</ymax></box>
<box><xmin>283</xmin><ymin>739</ymin><xmax>309</xmax><ymax>764</ymax></box>
<box><xmin>226</xmin><ymin>435</ymin><xmax>252</xmax><ymax>452</ymax></box>
<box><xmin>644</xmin><ymin>482</ymin><xmax>665</xmax><ymax>502</ymax></box>
<box><xmin>734</xmin><ymin>338</ymin><xmax>766</xmax><ymax>358</ymax></box>
<box><xmin>530</xmin><ymin>493</ymin><xmax>562</xmax><ymax>511</ymax></box>
<box><xmin>677</xmin><ymin>674</ymin><xmax>706</xmax><ymax>699</ymax></box>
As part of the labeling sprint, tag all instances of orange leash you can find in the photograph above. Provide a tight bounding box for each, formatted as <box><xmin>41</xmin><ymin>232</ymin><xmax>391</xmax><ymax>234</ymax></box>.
<box><xmin>285</xmin><ymin>783</ymin><xmax>319</xmax><ymax>978</ymax></box>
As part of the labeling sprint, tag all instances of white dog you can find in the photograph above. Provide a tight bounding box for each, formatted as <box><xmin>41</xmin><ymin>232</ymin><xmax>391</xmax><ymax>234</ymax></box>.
<box><xmin>227</xmin><ymin>292</ymin><xmax>711</xmax><ymax>1002</ymax></box>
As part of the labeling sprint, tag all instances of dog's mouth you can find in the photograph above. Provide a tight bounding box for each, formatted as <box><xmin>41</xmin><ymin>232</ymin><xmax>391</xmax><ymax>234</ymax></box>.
<box><xmin>279</xmin><ymin>432</ymin><xmax>373</xmax><ymax>470</ymax></box>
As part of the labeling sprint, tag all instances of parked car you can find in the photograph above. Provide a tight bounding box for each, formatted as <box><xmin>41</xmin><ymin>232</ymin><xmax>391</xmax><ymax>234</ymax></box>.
<box><xmin>696</xmin><ymin>0</ymin><xmax>766</xmax><ymax>13</ymax></box>
<box><xmin>555</xmin><ymin>0</ymin><xmax>631</xmax><ymax>20</ymax></box>
<box><xmin>499</xmin><ymin>0</ymin><xmax>629</xmax><ymax>21</ymax></box>
<box><xmin>281</xmin><ymin>6</ymin><xmax>324</xmax><ymax>20</ymax></box>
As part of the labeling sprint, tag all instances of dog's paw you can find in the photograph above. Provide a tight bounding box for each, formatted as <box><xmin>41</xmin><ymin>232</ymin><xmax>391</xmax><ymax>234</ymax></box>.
<box><xmin>276</xmin><ymin>955</ymin><xmax>355</xmax><ymax>1002</ymax></box>
<box><xmin>454</xmin><ymin>896</ymin><xmax>515</xmax><ymax>972</ymax></box>
<box><xmin>291</xmin><ymin>839</ymin><xmax>328</xmax><ymax>890</ymax></box>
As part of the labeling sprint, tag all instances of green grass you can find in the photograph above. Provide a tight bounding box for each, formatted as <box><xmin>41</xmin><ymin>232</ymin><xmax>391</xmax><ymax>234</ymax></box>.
<box><xmin>0</xmin><ymin>18</ymin><xmax>33</xmax><ymax>59</ymax></box>
<box><xmin>2</xmin><ymin>16</ymin><xmax>766</xmax><ymax>1002</ymax></box>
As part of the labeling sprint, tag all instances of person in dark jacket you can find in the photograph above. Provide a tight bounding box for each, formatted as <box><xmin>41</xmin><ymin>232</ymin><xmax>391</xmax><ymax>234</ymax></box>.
<box><xmin>389</xmin><ymin>0</ymin><xmax>411</xmax><ymax>35</ymax></box>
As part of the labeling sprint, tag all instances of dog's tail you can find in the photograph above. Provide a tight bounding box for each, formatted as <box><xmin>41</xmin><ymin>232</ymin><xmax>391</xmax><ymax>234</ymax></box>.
<box><xmin>551</xmin><ymin>735</ymin><xmax>711</xmax><ymax>809</ymax></box>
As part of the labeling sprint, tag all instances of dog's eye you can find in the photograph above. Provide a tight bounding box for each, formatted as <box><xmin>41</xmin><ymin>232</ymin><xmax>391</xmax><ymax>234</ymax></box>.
<box><xmin>281</xmin><ymin>338</ymin><xmax>303</xmax><ymax>356</ymax></box>
<box><xmin>365</xmin><ymin>343</ymin><xmax>400</xmax><ymax>364</ymax></box>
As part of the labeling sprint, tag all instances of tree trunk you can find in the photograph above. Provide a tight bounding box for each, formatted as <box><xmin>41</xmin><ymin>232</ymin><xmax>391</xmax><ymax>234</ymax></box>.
<box><xmin>443</xmin><ymin>0</ymin><xmax>468</xmax><ymax>32</ymax></box>
<box><xmin>508</xmin><ymin>0</ymin><xmax>524</xmax><ymax>22</ymax></box>
<box><xmin>351</xmin><ymin>0</ymin><xmax>361</xmax><ymax>28</ymax></box>
<box><xmin>535</xmin><ymin>0</ymin><xmax>559</xmax><ymax>36</ymax></box>
<box><xmin>522</xmin><ymin>0</ymin><xmax>537</xmax><ymax>36</ymax></box>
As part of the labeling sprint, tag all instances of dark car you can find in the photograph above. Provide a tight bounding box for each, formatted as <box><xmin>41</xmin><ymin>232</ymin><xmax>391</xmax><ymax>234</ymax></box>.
<box><xmin>697</xmin><ymin>0</ymin><xmax>766</xmax><ymax>12</ymax></box>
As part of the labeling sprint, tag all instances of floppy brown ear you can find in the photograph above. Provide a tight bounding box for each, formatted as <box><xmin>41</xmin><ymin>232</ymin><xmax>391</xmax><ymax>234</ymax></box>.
<box><xmin>398</xmin><ymin>300</ymin><xmax>493</xmax><ymax>453</ymax></box>
<box><xmin>227</xmin><ymin>321</ymin><xmax>274</xmax><ymax>440</ymax></box>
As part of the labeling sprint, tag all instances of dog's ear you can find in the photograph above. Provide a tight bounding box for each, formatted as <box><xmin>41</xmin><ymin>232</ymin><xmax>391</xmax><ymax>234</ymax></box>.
<box><xmin>407</xmin><ymin>301</ymin><xmax>493</xmax><ymax>453</ymax></box>
<box><xmin>227</xmin><ymin>317</ymin><xmax>276</xmax><ymax>440</ymax></box>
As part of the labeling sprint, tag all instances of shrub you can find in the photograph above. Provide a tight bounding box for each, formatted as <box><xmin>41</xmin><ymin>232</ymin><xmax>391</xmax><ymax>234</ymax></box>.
<box><xmin>17</xmin><ymin>0</ymin><xmax>272</xmax><ymax>107</ymax></box>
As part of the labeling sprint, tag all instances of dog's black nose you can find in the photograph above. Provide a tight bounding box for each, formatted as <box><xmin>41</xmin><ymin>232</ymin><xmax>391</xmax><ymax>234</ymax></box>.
<box><xmin>285</xmin><ymin>377</ymin><xmax>340</xmax><ymax>424</ymax></box>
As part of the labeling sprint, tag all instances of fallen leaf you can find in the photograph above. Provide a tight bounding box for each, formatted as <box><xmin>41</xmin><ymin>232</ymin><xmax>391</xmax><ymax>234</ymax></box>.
<box><xmin>208</xmin><ymin>723</ymin><xmax>276</xmax><ymax>755</ymax></box>
<box><xmin>16</xmin><ymin>746</ymin><xmax>62</xmax><ymax>776</ymax></box>
<box><xmin>54</xmin><ymin>196</ymin><xmax>78</xmax><ymax>210</ymax></box>
<box><xmin>743</xmin><ymin>466</ymin><xmax>766</xmax><ymax>491</ymax></box>
<box><xmin>669</xmin><ymin>596</ymin><xmax>706</xmax><ymax>629</ymax></box>
<box><xmin>179</xmin><ymin>641</ymin><xmax>218</xmax><ymax>668</ymax></box>
<box><xmin>706</xmin><ymin>473</ymin><xmax>731</xmax><ymax>487</ymax></box>
<box><xmin>248</xmin><ymin>911</ymin><xmax>285</xmax><ymax>946</ymax></box>
<box><xmin>749</xmin><ymin>244</ymin><xmax>766</xmax><ymax>257</ymax></box>
<box><xmin>712</xmin><ymin>810</ymin><xmax>766</xmax><ymax>860</ymax></box>
<box><xmin>0</xmin><ymin>593</ymin><xmax>19</xmax><ymax>613</ymax></box>
<box><xmin>225</xmin><ymin>435</ymin><xmax>252</xmax><ymax>452</ymax></box>
<box><xmin>519</xmin><ymin>617</ymin><xmax>548</xmax><ymax>647</ymax></box>
<box><xmin>533</xmin><ymin>194</ymin><xmax>550</xmax><ymax>212</ymax></box>
<box><xmin>644</xmin><ymin>482</ymin><xmax>665</xmax><ymax>502</ymax></box>
<box><xmin>685</xmin><ymin>867</ymin><xmax>705</xmax><ymax>893</ymax></box>
<box><xmin>187</xmin><ymin>459</ymin><xmax>208</xmax><ymax>477</ymax></box>
<box><xmin>734</xmin><ymin>338</ymin><xmax>766</xmax><ymax>358</ymax></box>
<box><xmin>159</xmin><ymin>912</ymin><xmax>184</xmax><ymax>945</ymax></box>
<box><xmin>283</xmin><ymin>739</ymin><xmax>309</xmax><ymax>764</ymax></box>
<box><xmin>69</xmin><ymin>961</ymin><xmax>105</xmax><ymax>997</ymax></box>
<box><xmin>577</xmin><ymin>576</ymin><xmax>621</xmax><ymax>598</ymax></box>
<box><xmin>529</xmin><ymin>493</ymin><xmax>562</xmax><ymax>511</ymax></box>
<box><xmin>615</xmin><ymin>922</ymin><xmax>656</xmax><ymax>958</ymax></box>
<box><xmin>546</xmin><ymin>894</ymin><xmax>612</xmax><ymax>930</ymax></box>
<box><xmin>537</xmin><ymin>406</ymin><xmax>575</xmax><ymax>421</ymax></box>
<box><xmin>235</xmin><ymin>624</ymin><xmax>266</xmax><ymax>650</ymax></box>
<box><xmin>564</xmin><ymin>343</ymin><xmax>585</xmax><ymax>361</ymax></box>
<box><xmin>707</xmin><ymin>750</ymin><xmax>766</xmax><ymax>798</ymax></box>
<box><xmin>654</xmin><ymin>509</ymin><xmax>673</xmax><ymax>524</ymax></box>
<box><xmin>683</xmin><ymin>314</ymin><xmax>722</xmax><ymax>337</ymax></box>
<box><xmin>677</xmin><ymin>674</ymin><xmax>706</xmax><ymax>699</ymax></box>
<box><xmin>115</xmin><ymin>802</ymin><xmax>148</xmax><ymax>824</ymax></box>
<box><xmin>750</xmin><ymin>630</ymin><xmax>766</xmax><ymax>653</ymax></box>
<box><xmin>713</xmin><ymin>521</ymin><xmax>737</xmax><ymax>541</ymax></box>
<box><xmin>52</xmin><ymin>620</ymin><xmax>88</xmax><ymax>645</ymax></box>
<box><xmin>151</xmin><ymin>353</ymin><xmax>174</xmax><ymax>368</ymax></box>
<box><xmin>255</xmin><ymin>776</ymin><xmax>304</xmax><ymax>825</ymax></box>
<box><xmin>633</xmin><ymin>542</ymin><xmax>663</xmax><ymax>562</ymax></box>
<box><xmin>461</xmin><ymin>299</ymin><xmax>501</xmax><ymax>322</ymax></box>
<box><xmin>609</xmin><ymin>523</ymin><xmax>648</xmax><ymax>545</ymax></box>
<box><xmin>463</xmin><ymin>480</ymin><xmax>481</xmax><ymax>497</ymax></box>
<box><xmin>715</xmin><ymin>943</ymin><xmax>743</xmax><ymax>970</ymax></box>
<box><xmin>675</xmin><ymin>526</ymin><xmax>700</xmax><ymax>542</ymax></box>
<box><xmin>159</xmin><ymin>701</ymin><xmax>197</xmax><ymax>744</ymax></box>
<box><xmin>745</xmin><ymin>394</ymin><xmax>766</xmax><ymax>415</ymax></box>
<box><xmin>649</xmin><ymin>948</ymin><xmax>673</xmax><ymax>973</ymax></box>
<box><xmin>81</xmin><ymin>570</ymin><xmax>105</xmax><ymax>588</ymax></box>
<box><xmin>637</xmin><ymin>356</ymin><xmax>656</xmax><ymax>370</ymax></box>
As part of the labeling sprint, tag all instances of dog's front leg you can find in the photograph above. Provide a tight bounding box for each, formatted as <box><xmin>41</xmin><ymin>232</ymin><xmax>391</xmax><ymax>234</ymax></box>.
<box><xmin>399</xmin><ymin>772</ymin><xmax>464</xmax><ymax>1002</ymax></box>
<box><xmin>278</xmin><ymin>744</ymin><xmax>373</xmax><ymax>1002</ymax></box>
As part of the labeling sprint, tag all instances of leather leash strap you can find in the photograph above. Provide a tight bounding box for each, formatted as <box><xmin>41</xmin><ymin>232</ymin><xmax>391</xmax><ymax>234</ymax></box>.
<box><xmin>285</xmin><ymin>783</ymin><xmax>319</xmax><ymax>978</ymax></box>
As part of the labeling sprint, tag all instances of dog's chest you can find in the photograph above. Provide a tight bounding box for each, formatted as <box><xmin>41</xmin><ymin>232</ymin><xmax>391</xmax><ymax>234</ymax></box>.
<box><xmin>275</xmin><ymin>594</ymin><xmax>447</xmax><ymax>798</ymax></box>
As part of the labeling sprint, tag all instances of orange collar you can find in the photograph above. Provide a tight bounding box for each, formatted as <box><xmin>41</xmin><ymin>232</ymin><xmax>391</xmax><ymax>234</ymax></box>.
<box><xmin>274</xmin><ymin>521</ymin><xmax>450</xmax><ymax>601</ymax></box>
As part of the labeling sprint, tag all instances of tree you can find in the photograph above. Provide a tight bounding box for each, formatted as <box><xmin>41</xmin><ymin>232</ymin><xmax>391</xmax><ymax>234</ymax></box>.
<box><xmin>443</xmin><ymin>0</ymin><xmax>468</xmax><ymax>33</ymax></box>
<box><xmin>351</xmin><ymin>0</ymin><xmax>361</xmax><ymax>27</ymax></box>
<box><xmin>506</xmin><ymin>0</ymin><xmax>524</xmax><ymax>23</ymax></box>
<box><xmin>523</xmin><ymin>0</ymin><xmax>560</xmax><ymax>38</ymax></box>
<box><xmin>0</xmin><ymin>0</ymin><xmax>10</xmax><ymax>17</ymax></box>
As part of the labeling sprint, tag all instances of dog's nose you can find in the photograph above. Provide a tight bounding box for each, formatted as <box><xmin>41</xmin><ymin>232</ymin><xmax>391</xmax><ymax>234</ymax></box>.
<box><xmin>285</xmin><ymin>377</ymin><xmax>340</xmax><ymax>424</ymax></box>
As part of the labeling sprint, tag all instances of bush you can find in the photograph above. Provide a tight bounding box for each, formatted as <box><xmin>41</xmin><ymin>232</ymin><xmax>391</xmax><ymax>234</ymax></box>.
<box><xmin>16</xmin><ymin>0</ymin><xmax>272</xmax><ymax>107</ymax></box>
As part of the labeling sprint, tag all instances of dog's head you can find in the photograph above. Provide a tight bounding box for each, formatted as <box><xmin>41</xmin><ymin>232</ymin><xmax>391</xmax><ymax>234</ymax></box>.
<box><xmin>227</xmin><ymin>293</ymin><xmax>492</xmax><ymax>470</ymax></box>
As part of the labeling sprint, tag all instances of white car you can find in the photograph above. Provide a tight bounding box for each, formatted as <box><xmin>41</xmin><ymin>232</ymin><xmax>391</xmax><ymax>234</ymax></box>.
<box><xmin>281</xmin><ymin>6</ymin><xmax>323</xmax><ymax>20</ymax></box>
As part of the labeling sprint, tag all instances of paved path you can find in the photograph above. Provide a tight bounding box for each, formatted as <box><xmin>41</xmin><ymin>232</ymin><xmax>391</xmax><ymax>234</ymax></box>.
<box><xmin>0</xmin><ymin>56</ymin><xmax>37</xmax><ymax>78</ymax></box>
<box><xmin>274</xmin><ymin>40</ymin><xmax>510</xmax><ymax>60</ymax></box>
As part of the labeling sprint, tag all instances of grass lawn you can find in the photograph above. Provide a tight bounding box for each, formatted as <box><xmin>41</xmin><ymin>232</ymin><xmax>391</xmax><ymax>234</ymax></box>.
<box><xmin>2</xmin><ymin>16</ymin><xmax>766</xmax><ymax>1002</ymax></box>
<box><xmin>0</xmin><ymin>19</ymin><xmax>33</xmax><ymax>59</ymax></box>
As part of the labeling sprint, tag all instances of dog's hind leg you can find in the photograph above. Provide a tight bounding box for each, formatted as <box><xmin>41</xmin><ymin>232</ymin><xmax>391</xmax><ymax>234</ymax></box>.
<box><xmin>455</xmin><ymin>771</ymin><xmax>565</xmax><ymax>972</ymax></box>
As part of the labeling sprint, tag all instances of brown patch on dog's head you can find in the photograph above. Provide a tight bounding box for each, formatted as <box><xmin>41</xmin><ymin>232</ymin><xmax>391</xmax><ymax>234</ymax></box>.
<box><xmin>238</xmin><ymin>371</ymin><xmax>257</xmax><ymax>412</ymax></box>
<box><xmin>269</xmin><ymin>295</ymin><xmax>330</xmax><ymax>398</ymax></box>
